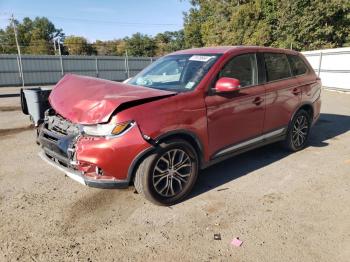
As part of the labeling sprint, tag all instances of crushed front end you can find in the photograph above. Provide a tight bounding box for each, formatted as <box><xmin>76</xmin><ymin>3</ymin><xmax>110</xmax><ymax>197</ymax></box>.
<box><xmin>37</xmin><ymin>109</ymin><xmax>151</xmax><ymax>188</ymax></box>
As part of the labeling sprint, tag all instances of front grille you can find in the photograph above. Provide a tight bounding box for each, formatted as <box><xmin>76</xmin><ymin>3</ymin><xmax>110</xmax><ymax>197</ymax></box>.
<box><xmin>44</xmin><ymin>148</ymin><xmax>71</xmax><ymax>168</ymax></box>
<box><xmin>38</xmin><ymin>112</ymin><xmax>80</xmax><ymax>169</ymax></box>
<box><xmin>46</xmin><ymin>113</ymin><xmax>80</xmax><ymax>136</ymax></box>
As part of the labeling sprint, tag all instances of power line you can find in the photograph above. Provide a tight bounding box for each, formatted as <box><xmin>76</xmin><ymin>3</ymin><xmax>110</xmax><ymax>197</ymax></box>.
<box><xmin>1</xmin><ymin>12</ymin><xmax>183</xmax><ymax>27</ymax></box>
<box><xmin>1</xmin><ymin>38</ymin><xmax>171</xmax><ymax>47</ymax></box>
<box><xmin>0</xmin><ymin>42</ymin><xmax>128</xmax><ymax>47</ymax></box>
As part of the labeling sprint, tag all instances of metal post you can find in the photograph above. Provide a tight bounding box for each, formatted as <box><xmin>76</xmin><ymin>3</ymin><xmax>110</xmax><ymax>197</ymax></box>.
<box><xmin>317</xmin><ymin>52</ymin><xmax>323</xmax><ymax>77</ymax></box>
<box><xmin>57</xmin><ymin>37</ymin><xmax>64</xmax><ymax>76</ymax></box>
<box><xmin>95</xmin><ymin>57</ymin><xmax>99</xmax><ymax>77</ymax></box>
<box><xmin>11</xmin><ymin>14</ymin><xmax>24</xmax><ymax>87</ymax></box>
<box><xmin>16</xmin><ymin>55</ymin><xmax>21</xmax><ymax>85</ymax></box>
<box><xmin>125</xmin><ymin>50</ymin><xmax>130</xmax><ymax>78</ymax></box>
<box><xmin>53</xmin><ymin>39</ymin><xmax>57</xmax><ymax>54</ymax></box>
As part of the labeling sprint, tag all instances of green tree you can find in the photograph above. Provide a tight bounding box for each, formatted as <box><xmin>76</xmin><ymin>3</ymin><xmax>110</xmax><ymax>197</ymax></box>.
<box><xmin>124</xmin><ymin>33</ymin><xmax>157</xmax><ymax>57</ymax></box>
<box><xmin>64</xmin><ymin>36</ymin><xmax>95</xmax><ymax>55</ymax></box>
<box><xmin>0</xmin><ymin>17</ymin><xmax>63</xmax><ymax>54</ymax></box>
<box><xmin>271</xmin><ymin>0</ymin><xmax>350</xmax><ymax>50</ymax></box>
<box><xmin>183</xmin><ymin>0</ymin><xmax>350</xmax><ymax>51</ymax></box>
<box><xmin>154</xmin><ymin>30</ymin><xmax>185</xmax><ymax>55</ymax></box>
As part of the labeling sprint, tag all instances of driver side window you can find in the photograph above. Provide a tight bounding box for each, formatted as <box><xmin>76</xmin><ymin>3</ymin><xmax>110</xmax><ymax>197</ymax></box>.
<box><xmin>218</xmin><ymin>53</ymin><xmax>258</xmax><ymax>88</ymax></box>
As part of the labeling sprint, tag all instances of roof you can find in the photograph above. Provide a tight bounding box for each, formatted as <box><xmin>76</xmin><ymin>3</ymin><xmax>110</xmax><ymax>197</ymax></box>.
<box><xmin>171</xmin><ymin>46</ymin><xmax>300</xmax><ymax>55</ymax></box>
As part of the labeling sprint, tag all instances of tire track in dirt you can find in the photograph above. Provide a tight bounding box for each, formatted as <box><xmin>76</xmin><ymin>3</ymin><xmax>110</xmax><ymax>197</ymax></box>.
<box><xmin>0</xmin><ymin>125</ymin><xmax>34</xmax><ymax>138</ymax></box>
<box><xmin>0</xmin><ymin>106</ymin><xmax>22</xmax><ymax>112</ymax></box>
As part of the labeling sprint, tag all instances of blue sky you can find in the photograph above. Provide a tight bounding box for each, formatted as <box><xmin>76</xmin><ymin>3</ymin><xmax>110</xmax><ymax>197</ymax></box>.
<box><xmin>0</xmin><ymin>0</ymin><xmax>191</xmax><ymax>41</ymax></box>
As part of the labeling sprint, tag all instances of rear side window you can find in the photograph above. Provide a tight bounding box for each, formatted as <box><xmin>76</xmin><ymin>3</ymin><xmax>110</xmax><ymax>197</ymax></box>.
<box><xmin>218</xmin><ymin>53</ymin><xmax>258</xmax><ymax>87</ymax></box>
<box><xmin>288</xmin><ymin>55</ymin><xmax>308</xmax><ymax>76</ymax></box>
<box><xmin>264</xmin><ymin>53</ymin><xmax>292</xmax><ymax>82</ymax></box>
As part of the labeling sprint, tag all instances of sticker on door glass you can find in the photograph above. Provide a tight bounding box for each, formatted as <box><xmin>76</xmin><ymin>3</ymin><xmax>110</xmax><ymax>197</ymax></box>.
<box><xmin>189</xmin><ymin>55</ymin><xmax>214</xmax><ymax>62</ymax></box>
<box><xmin>185</xmin><ymin>81</ymin><xmax>195</xmax><ymax>89</ymax></box>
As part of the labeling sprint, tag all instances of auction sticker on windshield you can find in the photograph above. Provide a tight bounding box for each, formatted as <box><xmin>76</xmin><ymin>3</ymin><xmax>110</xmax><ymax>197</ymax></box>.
<box><xmin>189</xmin><ymin>55</ymin><xmax>215</xmax><ymax>62</ymax></box>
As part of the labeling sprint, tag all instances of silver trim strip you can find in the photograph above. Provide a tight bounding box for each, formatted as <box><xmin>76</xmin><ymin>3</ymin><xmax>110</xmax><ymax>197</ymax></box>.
<box><xmin>215</xmin><ymin>128</ymin><xmax>286</xmax><ymax>157</ymax></box>
<box><xmin>38</xmin><ymin>151</ymin><xmax>86</xmax><ymax>186</ymax></box>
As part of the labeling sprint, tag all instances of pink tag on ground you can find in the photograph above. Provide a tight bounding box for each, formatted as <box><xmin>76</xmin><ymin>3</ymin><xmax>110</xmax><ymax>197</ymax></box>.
<box><xmin>231</xmin><ymin>237</ymin><xmax>243</xmax><ymax>247</ymax></box>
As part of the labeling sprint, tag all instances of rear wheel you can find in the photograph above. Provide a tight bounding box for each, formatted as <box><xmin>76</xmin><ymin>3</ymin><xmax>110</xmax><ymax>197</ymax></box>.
<box><xmin>134</xmin><ymin>139</ymin><xmax>198</xmax><ymax>205</ymax></box>
<box><xmin>284</xmin><ymin>109</ymin><xmax>311</xmax><ymax>151</ymax></box>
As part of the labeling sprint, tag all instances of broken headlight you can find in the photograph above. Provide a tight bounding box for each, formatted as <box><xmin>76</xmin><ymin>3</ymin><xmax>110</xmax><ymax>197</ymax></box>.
<box><xmin>82</xmin><ymin>121</ymin><xmax>135</xmax><ymax>137</ymax></box>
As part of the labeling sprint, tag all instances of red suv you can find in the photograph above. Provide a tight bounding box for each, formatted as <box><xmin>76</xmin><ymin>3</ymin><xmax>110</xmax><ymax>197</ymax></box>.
<box><xmin>38</xmin><ymin>46</ymin><xmax>321</xmax><ymax>205</ymax></box>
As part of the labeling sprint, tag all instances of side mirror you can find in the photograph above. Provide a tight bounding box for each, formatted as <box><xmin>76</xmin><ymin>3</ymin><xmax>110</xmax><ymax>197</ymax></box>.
<box><xmin>214</xmin><ymin>77</ymin><xmax>240</xmax><ymax>93</ymax></box>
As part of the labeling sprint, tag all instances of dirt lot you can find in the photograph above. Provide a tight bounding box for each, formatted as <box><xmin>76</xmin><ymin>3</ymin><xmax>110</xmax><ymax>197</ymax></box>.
<box><xmin>0</xmin><ymin>87</ymin><xmax>349</xmax><ymax>262</ymax></box>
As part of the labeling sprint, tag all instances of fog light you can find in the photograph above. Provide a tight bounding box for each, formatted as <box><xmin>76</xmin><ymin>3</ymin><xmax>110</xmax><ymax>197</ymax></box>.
<box><xmin>95</xmin><ymin>166</ymin><xmax>103</xmax><ymax>176</ymax></box>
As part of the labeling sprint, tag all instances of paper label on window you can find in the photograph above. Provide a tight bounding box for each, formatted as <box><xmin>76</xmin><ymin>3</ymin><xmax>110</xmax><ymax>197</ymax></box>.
<box><xmin>185</xmin><ymin>81</ymin><xmax>195</xmax><ymax>89</ymax></box>
<box><xmin>189</xmin><ymin>55</ymin><xmax>214</xmax><ymax>62</ymax></box>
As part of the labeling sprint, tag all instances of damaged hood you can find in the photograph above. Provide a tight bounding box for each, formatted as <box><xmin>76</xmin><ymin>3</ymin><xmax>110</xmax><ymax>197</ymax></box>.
<box><xmin>49</xmin><ymin>74</ymin><xmax>176</xmax><ymax>124</ymax></box>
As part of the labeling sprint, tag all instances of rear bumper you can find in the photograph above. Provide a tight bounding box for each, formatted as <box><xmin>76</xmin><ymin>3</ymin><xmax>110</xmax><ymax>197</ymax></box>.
<box><xmin>312</xmin><ymin>96</ymin><xmax>321</xmax><ymax>126</ymax></box>
<box><xmin>39</xmin><ymin>151</ymin><xmax>129</xmax><ymax>189</ymax></box>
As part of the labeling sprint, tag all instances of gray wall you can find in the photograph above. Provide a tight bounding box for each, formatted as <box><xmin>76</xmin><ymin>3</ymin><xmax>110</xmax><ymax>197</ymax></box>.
<box><xmin>0</xmin><ymin>54</ymin><xmax>154</xmax><ymax>87</ymax></box>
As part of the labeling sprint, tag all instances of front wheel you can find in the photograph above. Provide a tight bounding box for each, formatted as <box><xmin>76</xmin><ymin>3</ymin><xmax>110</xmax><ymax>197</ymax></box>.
<box><xmin>134</xmin><ymin>139</ymin><xmax>198</xmax><ymax>205</ymax></box>
<box><xmin>284</xmin><ymin>109</ymin><xmax>311</xmax><ymax>152</ymax></box>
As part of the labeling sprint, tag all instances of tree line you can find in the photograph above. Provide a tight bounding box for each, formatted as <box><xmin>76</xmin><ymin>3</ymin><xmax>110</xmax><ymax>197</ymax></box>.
<box><xmin>184</xmin><ymin>0</ymin><xmax>350</xmax><ymax>51</ymax></box>
<box><xmin>0</xmin><ymin>17</ymin><xmax>185</xmax><ymax>56</ymax></box>
<box><xmin>1</xmin><ymin>0</ymin><xmax>349</xmax><ymax>57</ymax></box>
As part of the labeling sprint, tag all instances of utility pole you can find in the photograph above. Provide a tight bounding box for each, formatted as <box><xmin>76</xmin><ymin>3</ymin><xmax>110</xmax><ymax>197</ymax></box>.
<box><xmin>57</xmin><ymin>36</ymin><xmax>64</xmax><ymax>75</ymax></box>
<box><xmin>10</xmin><ymin>14</ymin><xmax>24</xmax><ymax>86</ymax></box>
<box><xmin>53</xmin><ymin>39</ymin><xmax>57</xmax><ymax>54</ymax></box>
<box><xmin>125</xmin><ymin>50</ymin><xmax>130</xmax><ymax>79</ymax></box>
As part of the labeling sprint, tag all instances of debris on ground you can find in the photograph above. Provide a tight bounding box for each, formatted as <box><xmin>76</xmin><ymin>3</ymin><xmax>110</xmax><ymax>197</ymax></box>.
<box><xmin>217</xmin><ymin>188</ymin><xmax>229</xmax><ymax>192</ymax></box>
<box><xmin>231</xmin><ymin>237</ymin><xmax>243</xmax><ymax>247</ymax></box>
<box><xmin>214</xmin><ymin>234</ymin><xmax>221</xmax><ymax>240</ymax></box>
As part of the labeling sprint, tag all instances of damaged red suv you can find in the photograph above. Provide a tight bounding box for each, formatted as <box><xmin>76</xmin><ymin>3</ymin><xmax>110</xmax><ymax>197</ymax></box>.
<box><xmin>38</xmin><ymin>46</ymin><xmax>321</xmax><ymax>205</ymax></box>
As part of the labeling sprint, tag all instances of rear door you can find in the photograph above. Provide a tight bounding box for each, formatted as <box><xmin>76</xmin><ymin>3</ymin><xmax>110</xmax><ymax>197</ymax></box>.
<box><xmin>261</xmin><ymin>52</ymin><xmax>302</xmax><ymax>134</ymax></box>
<box><xmin>287</xmin><ymin>54</ymin><xmax>321</xmax><ymax>113</ymax></box>
<box><xmin>205</xmin><ymin>52</ymin><xmax>266</xmax><ymax>158</ymax></box>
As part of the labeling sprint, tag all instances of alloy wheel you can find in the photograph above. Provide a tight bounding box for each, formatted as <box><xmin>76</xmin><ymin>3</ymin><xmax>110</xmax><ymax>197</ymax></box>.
<box><xmin>152</xmin><ymin>149</ymin><xmax>192</xmax><ymax>197</ymax></box>
<box><xmin>292</xmin><ymin>115</ymin><xmax>309</xmax><ymax>147</ymax></box>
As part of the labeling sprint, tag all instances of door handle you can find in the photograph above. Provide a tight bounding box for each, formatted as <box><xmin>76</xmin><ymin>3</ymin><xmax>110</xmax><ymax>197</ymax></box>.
<box><xmin>292</xmin><ymin>88</ymin><xmax>301</xmax><ymax>95</ymax></box>
<box><xmin>253</xmin><ymin>97</ymin><xmax>263</xmax><ymax>105</ymax></box>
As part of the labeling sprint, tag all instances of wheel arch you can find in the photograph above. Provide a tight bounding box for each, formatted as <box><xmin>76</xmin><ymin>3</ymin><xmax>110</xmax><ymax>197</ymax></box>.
<box><xmin>127</xmin><ymin>130</ymin><xmax>205</xmax><ymax>185</ymax></box>
<box><xmin>299</xmin><ymin>103</ymin><xmax>314</xmax><ymax>120</ymax></box>
<box><xmin>290</xmin><ymin>102</ymin><xmax>314</xmax><ymax>126</ymax></box>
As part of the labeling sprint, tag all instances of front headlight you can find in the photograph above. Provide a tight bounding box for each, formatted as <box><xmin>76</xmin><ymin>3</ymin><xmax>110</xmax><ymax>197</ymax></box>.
<box><xmin>82</xmin><ymin>121</ymin><xmax>135</xmax><ymax>137</ymax></box>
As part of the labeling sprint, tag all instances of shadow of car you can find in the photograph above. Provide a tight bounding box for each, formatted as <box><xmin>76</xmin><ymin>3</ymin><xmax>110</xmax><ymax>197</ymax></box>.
<box><xmin>189</xmin><ymin>113</ymin><xmax>350</xmax><ymax>199</ymax></box>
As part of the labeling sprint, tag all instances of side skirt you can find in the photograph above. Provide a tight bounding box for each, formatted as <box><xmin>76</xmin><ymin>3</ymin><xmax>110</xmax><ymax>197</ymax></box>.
<box><xmin>202</xmin><ymin>128</ymin><xmax>287</xmax><ymax>169</ymax></box>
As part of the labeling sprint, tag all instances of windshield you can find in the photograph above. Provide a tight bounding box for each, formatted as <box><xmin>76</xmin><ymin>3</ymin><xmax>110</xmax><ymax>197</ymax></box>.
<box><xmin>128</xmin><ymin>54</ymin><xmax>221</xmax><ymax>92</ymax></box>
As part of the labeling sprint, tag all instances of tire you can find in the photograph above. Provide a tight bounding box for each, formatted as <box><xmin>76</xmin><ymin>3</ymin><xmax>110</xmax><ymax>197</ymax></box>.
<box><xmin>284</xmin><ymin>109</ymin><xmax>311</xmax><ymax>152</ymax></box>
<box><xmin>134</xmin><ymin>139</ymin><xmax>198</xmax><ymax>206</ymax></box>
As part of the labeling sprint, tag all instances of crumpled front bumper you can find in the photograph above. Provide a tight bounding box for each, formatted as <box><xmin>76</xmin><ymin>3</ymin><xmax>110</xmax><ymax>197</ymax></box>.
<box><xmin>39</xmin><ymin>151</ymin><xmax>129</xmax><ymax>188</ymax></box>
<box><xmin>37</xmin><ymin>113</ymin><xmax>152</xmax><ymax>188</ymax></box>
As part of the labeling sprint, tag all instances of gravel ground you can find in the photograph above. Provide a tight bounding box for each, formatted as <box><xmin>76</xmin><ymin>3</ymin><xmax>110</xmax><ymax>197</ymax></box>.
<box><xmin>0</xmin><ymin>88</ymin><xmax>349</xmax><ymax>262</ymax></box>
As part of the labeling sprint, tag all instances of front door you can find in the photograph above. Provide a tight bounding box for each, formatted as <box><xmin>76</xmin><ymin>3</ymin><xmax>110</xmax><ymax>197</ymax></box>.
<box><xmin>205</xmin><ymin>53</ymin><xmax>266</xmax><ymax>159</ymax></box>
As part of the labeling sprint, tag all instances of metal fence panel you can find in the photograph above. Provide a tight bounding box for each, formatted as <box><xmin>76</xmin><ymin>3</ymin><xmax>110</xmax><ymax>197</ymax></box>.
<box><xmin>0</xmin><ymin>55</ymin><xmax>22</xmax><ymax>86</ymax></box>
<box><xmin>302</xmin><ymin>47</ymin><xmax>350</xmax><ymax>91</ymax></box>
<box><xmin>0</xmin><ymin>54</ymin><xmax>154</xmax><ymax>87</ymax></box>
<box><xmin>22</xmin><ymin>55</ymin><xmax>62</xmax><ymax>85</ymax></box>
<box><xmin>2</xmin><ymin>49</ymin><xmax>350</xmax><ymax>90</ymax></box>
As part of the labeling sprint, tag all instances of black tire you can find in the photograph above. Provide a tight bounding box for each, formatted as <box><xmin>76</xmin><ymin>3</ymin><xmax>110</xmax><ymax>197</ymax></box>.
<box><xmin>134</xmin><ymin>139</ymin><xmax>198</xmax><ymax>206</ymax></box>
<box><xmin>284</xmin><ymin>109</ymin><xmax>311</xmax><ymax>152</ymax></box>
